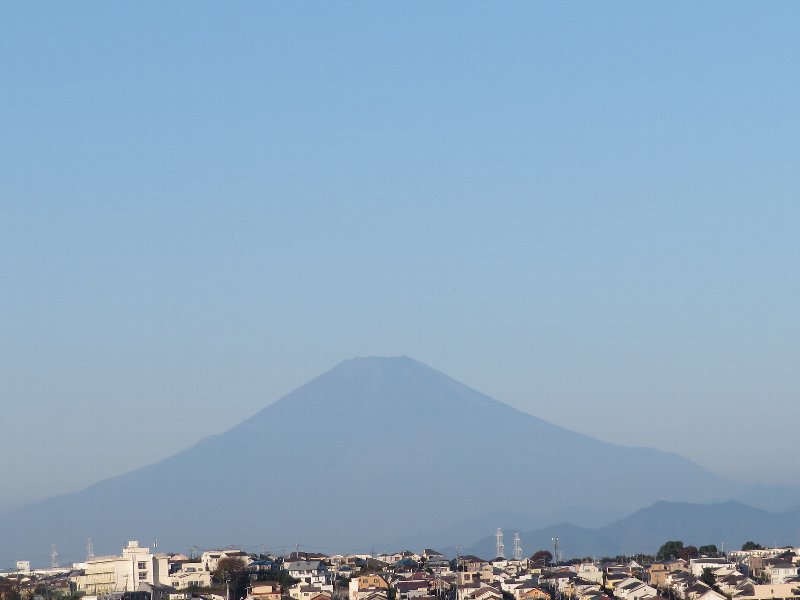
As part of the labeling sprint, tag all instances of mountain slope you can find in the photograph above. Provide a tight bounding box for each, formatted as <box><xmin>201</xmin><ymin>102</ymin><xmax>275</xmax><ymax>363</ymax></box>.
<box><xmin>466</xmin><ymin>501</ymin><xmax>800</xmax><ymax>558</ymax></box>
<box><xmin>0</xmin><ymin>356</ymin><xmax>741</xmax><ymax>562</ymax></box>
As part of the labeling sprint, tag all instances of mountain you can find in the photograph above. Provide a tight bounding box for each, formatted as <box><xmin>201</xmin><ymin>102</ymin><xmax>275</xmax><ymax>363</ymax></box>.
<box><xmin>465</xmin><ymin>500</ymin><xmax>800</xmax><ymax>559</ymax></box>
<box><xmin>732</xmin><ymin>484</ymin><xmax>800</xmax><ymax>513</ymax></box>
<box><xmin>0</xmin><ymin>356</ymin><xmax>742</xmax><ymax>563</ymax></box>
<box><xmin>391</xmin><ymin>506</ymin><xmax>629</xmax><ymax>552</ymax></box>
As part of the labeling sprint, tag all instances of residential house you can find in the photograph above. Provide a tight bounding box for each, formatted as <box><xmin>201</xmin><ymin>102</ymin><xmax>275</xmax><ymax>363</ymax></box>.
<box><xmin>732</xmin><ymin>584</ymin><xmax>800</xmax><ymax>600</ymax></box>
<box><xmin>285</xmin><ymin>561</ymin><xmax>329</xmax><ymax>586</ymax></box>
<box><xmin>649</xmin><ymin>562</ymin><xmax>689</xmax><ymax>589</ymax></box>
<box><xmin>464</xmin><ymin>586</ymin><xmax>503</xmax><ymax>600</ymax></box>
<box><xmin>248</xmin><ymin>582</ymin><xmax>282</xmax><ymax>600</ymax></box>
<box><xmin>576</xmin><ymin>564</ymin><xmax>603</xmax><ymax>585</ymax></box>
<box><xmin>689</xmin><ymin>559</ymin><xmax>735</xmax><ymax>578</ymax></box>
<box><xmin>396</xmin><ymin>580</ymin><xmax>430</xmax><ymax>600</ymax></box>
<box><xmin>613</xmin><ymin>578</ymin><xmax>656</xmax><ymax>600</ymax></box>
<box><xmin>349</xmin><ymin>575</ymin><xmax>390</xmax><ymax>600</ymax></box>
<box><xmin>167</xmin><ymin>562</ymin><xmax>212</xmax><ymax>590</ymax></box>
<box><xmin>290</xmin><ymin>585</ymin><xmax>334</xmax><ymax>600</ymax></box>
<box><xmin>201</xmin><ymin>550</ymin><xmax>251</xmax><ymax>574</ymax></box>
<box><xmin>695</xmin><ymin>591</ymin><xmax>726</xmax><ymax>600</ymax></box>
<box><xmin>685</xmin><ymin>582</ymin><xmax>712</xmax><ymax>600</ymax></box>
<box><xmin>518</xmin><ymin>588</ymin><xmax>550</xmax><ymax>600</ymax></box>
<box><xmin>716</xmin><ymin>573</ymin><xmax>753</xmax><ymax>596</ymax></box>
<box><xmin>768</xmin><ymin>563</ymin><xmax>799</xmax><ymax>584</ymax></box>
<box><xmin>664</xmin><ymin>571</ymin><xmax>695</xmax><ymax>599</ymax></box>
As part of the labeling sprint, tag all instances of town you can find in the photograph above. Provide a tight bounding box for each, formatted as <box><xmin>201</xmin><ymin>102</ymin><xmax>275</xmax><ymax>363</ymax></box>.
<box><xmin>2</xmin><ymin>538</ymin><xmax>799</xmax><ymax>600</ymax></box>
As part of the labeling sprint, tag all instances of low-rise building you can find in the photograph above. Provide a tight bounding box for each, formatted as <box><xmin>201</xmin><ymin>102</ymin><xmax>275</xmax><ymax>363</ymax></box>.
<box><xmin>248</xmin><ymin>581</ymin><xmax>282</xmax><ymax>600</ymax></box>
<box><xmin>285</xmin><ymin>561</ymin><xmax>329</xmax><ymax>586</ymax></box>
<box><xmin>76</xmin><ymin>541</ymin><xmax>170</xmax><ymax>596</ymax></box>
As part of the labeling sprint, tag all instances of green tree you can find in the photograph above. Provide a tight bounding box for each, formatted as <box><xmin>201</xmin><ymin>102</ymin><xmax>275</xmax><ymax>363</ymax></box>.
<box><xmin>0</xmin><ymin>579</ymin><xmax>22</xmax><ymax>600</ymax></box>
<box><xmin>213</xmin><ymin>557</ymin><xmax>249</xmax><ymax>600</ymax></box>
<box><xmin>698</xmin><ymin>545</ymin><xmax>718</xmax><ymax>556</ymax></box>
<box><xmin>656</xmin><ymin>541</ymin><xmax>684</xmax><ymax>561</ymax></box>
<box><xmin>255</xmin><ymin>570</ymin><xmax>299</xmax><ymax>588</ymax></box>
<box><xmin>531</xmin><ymin>550</ymin><xmax>553</xmax><ymax>565</ymax></box>
<box><xmin>700</xmin><ymin>568</ymin><xmax>716</xmax><ymax>587</ymax></box>
<box><xmin>679</xmin><ymin>546</ymin><xmax>699</xmax><ymax>561</ymax></box>
<box><xmin>741</xmin><ymin>541</ymin><xmax>763</xmax><ymax>551</ymax></box>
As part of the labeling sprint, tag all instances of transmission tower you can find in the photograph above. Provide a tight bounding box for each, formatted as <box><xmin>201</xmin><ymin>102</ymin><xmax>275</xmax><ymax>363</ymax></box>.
<box><xmin>51</xmin><ymin>544</ymin><xmax>59</xmax><ymax>568</ymax></box>
<box><xmin>552</xmin><ymin>537</ymin><xmax>559</xmax><ymax>564</ymax></box>
<box><xmin>496</xmin><ymin>528</ymin><xmax>505</xmax><ymax>559</ymax></box>
<box><xmin>87</xmin><ymin>538</ymin><xmax>95</xmax><ymax>560</ymax></box>
<box><xmin>513</xmin><ymin>533</ymin><xmax>522</xmax><ymax>560</ymax></box>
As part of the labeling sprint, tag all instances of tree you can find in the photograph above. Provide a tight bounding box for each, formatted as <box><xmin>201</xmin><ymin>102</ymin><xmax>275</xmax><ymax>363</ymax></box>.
<box><xmin>741</xmin><ymin>541</ymin><xmax>763</xmax><ymax>551</ymax></box>
<box><xmin>0</xmin><ymin>578</ymin><xmax>22</xmax><ymax>600</ymax></box>
<box><xmin>255</xmin><ymin>569</ymin><xmax>299</xmax><ymax>588</ymax></box>
<box><xmin>698</xmin><ymin>545</ymin><xmax>718</xmax><ymax>556</ymax></box>
<box><xmin>679</xmin><ymin>546</ymin><xmax>699</xmax><ymax>561</ymax></box>
<box><xmin>213</xmin><ymin>557</ymin><xmax>249</xmax><ymax>600</ymax></box>
<box><xmin>214</xmin><ymin>557</ymin><xmax>248</xmax><ymax>580</ymax></box>
<box><xmin>531</xmin><ymin>550</ymin><xmax>553</xmax><ymax>565</ymax></box>
<box><xmin>656</xmin><ymin>541</ymin><xmax>684</xmax><ymax>561</ymax></box>
<box><xmin>700</xmin><ymin>568</ymin><xmax>716</xmax><ymax>587</ymax></box>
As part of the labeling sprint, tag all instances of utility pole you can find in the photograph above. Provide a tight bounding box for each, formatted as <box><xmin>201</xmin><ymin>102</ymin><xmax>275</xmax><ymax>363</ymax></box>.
<box><xmin>455</xmin><ymin>546</ymin><xmax>460</xmax><ymax>600</ymax></box>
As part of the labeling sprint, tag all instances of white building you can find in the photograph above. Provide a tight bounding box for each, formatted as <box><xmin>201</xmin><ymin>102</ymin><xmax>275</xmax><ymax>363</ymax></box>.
<box><xmin>614</xmin><ymin>578</ymin><xmax>657</xmax><ymax>600</ymax></box>
<box><xmin>769</xmin><ymin>563</ymin><xmax>799</xmax><ymax>584</ymax></box>
<box><xmin>201</xmin><ymin>550</ymin><xmax>252</xmax><ymax>573</ymax></box>
<box><xmin>168</xmin><ymin>562</ymin><xmax>214</xmax><ymax>589</ymax></box>
<box><xmin>577</xmin><ymin>564</ymin><xmax>604</xmax><ymax>585</ymax></box>
<box><xmin>76</xmin><ymin>540</ymin><xmax>170</xmax><ymax>596</ymax></box>
<box><xmin>15</xmin><ymin>561</ymin><xmax>31</xmax><ymax>574</ymax></box>
<box><xmin>285</xmin><ymin>561</ymin><xmax>329</xmax><ymax>586</ymax></box>
<box><xmin>690</xmin><ymin>559</ymin><xmax>735</xmax><ymax>577</ymax></box>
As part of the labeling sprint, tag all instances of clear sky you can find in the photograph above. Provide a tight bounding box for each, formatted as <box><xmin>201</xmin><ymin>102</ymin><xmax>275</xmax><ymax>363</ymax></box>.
<box><xmin>1</xmin><ymin>2</ymin><xmax>798</xmax><ymax>513</ymax></box>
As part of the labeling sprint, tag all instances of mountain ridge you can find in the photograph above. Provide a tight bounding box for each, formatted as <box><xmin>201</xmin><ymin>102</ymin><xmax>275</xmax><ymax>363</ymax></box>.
<box><xmin>465</xmin><ymin>499</ymin><xmax>800</xmax><ymax>559</ymax></box>
<box><xmin>0</xmin><ymin>356</ymin><xmax>744</xmax><ymax>563</ymax></box>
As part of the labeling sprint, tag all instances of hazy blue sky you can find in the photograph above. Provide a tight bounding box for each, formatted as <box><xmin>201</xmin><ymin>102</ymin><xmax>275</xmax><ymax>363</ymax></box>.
<box><xmin>1</xmin><ymin>2</ymin><xmax>798</xmax><ymax>513</ymax></box>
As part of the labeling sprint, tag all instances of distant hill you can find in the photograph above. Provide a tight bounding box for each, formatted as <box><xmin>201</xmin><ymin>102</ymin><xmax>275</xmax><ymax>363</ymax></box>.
<box><xmin>0</xmin><ymin>357</ymin><xmax>742</xmax><ymax>563</ymax></box>
<box><xmin>732</xmin><ymin>485</ymin><xmax>800</xmax><ymax>513</ymax></box>
<box><xmin>392</xmin><ymin>505</ymin><xmax>629</xmax><ymax>552</ymax></box>
<box><xmin>465</xmin><ymin>500</ymin><xmax>800</xmax><ymax>559</ymax></box>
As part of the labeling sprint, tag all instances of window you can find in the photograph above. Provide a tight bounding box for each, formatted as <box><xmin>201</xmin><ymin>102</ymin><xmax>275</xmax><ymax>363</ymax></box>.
<box><xmin>138</xmin><ymin>562</ymin><xmax>147</xmax><ymax>570</ymax></box>
<box><xmin>139</xmin><ymin>572</ymin><xmax>147</xmax><ymax>580</ymax></box>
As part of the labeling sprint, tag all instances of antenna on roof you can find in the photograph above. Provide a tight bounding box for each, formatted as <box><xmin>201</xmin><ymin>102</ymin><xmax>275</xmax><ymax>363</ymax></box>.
<box><xmin>514</xmin><ymin>533</ymin><xmax>522</xmax><ymax>561</ymax></box>
<box><xmin>496</xmin><ymin>528</ymin><xmax>505</xmax><ymax>559</ymax></box>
